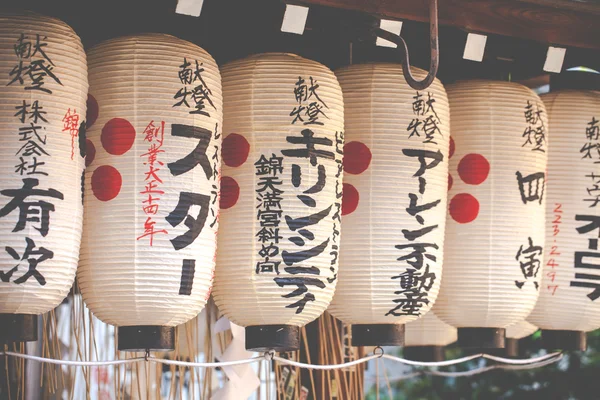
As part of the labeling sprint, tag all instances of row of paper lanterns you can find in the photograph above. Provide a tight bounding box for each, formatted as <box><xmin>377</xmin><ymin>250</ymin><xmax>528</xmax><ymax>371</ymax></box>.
<box><xmin>1</xmin><ymin>12</ymin><xmax>598</xmax><ymax>355</ymax></box>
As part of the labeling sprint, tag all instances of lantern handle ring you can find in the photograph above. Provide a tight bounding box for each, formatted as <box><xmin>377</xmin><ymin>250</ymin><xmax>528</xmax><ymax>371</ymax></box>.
<box><xmin>144</xmin><ymin>350</ymin><xmax>150</xmax><ymax>362</ymax></box>
<box><xmin>264</xmin><ymin>350</ymin><xmax>275</xmax><ymax>361</ymax></box>
<box><xmin>374</xmin><ymin>0</ymin><xmax>439</xmax><ymax>90</ymax></box>
<box><xmin>373</xmin><ymin>346</ymin><xmax>384</xmax><ymax>358</ymax></box>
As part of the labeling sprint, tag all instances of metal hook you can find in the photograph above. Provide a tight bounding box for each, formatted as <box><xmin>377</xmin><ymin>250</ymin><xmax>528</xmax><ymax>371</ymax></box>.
<box><xmin>375</xmin><ymin>0</ymin><xmax>439</xmax><ymax>90</ymax></box>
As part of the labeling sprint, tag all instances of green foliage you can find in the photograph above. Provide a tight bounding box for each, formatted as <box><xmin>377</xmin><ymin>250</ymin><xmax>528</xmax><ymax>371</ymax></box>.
<box><xmin>366</xmin><ymin>330</ymin><xmax>600</xmax><ymax>400</ymax></box>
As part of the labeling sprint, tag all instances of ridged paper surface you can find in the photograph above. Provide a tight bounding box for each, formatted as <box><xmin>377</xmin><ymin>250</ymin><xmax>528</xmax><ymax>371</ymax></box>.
<box><xmin>506</xmin><ymin>320</ymin><xmax>538</xmax><ymax>339</ymax></box>
<box><xmin>436</xmin><ymin>81</ymin><xmax>548</xmax><ymax>328</ymax></box>
<box><xmin>528</xmin><ymin>89</ymin><xmax>600</xmax><ymax>332</ymax></box>
<box><xmin>328</xmin><ymin>64</ymin><xmax>450</xmax><ymax>324</ymax></box>
<box><xmin>214</xmin><ymin>53</ymin><xmax>344</xmax><ymax>327</ymax></box>
<box><xmin>79</xmin><ymin>34</ymin><xmax>222</xmax><ymax>327</ymax></box>
<box><xmin>0</xmin><ymin>13</ymin><xmax>87</xmax><ymax>314</ymax></box>
<box><xmin>405</xmin><ymin>309</ymin><xmax>457</xmax><ymax>346</ymax></box>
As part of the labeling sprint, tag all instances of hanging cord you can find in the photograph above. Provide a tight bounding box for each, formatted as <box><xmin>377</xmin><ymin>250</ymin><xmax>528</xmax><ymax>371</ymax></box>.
<box><xmin>0</xmin><ymin>348</ymin><xmax>562</xmax><ymax>371</ymax></box>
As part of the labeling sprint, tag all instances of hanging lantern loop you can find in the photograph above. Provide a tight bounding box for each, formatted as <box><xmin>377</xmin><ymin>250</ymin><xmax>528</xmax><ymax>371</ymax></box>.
<box><xmin>375</xmin><ymin>0</ymin><xmax>439</xmax><ymax>90</ymax></box>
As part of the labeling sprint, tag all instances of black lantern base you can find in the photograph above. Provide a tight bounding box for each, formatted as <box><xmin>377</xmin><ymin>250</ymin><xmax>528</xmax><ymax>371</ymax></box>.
<box><xmin>504</xmin><ymin>338</ymin><xmax>519</xmax><ymax>358</ymax></box>
<box><xmin>118</xmin><ymin>326</ymin><xmax>175</xmax><ymax>352</ymax></box>
<box><xmin>351</xmin><ymin>324</ymin><xmax>404</xmax><ymax>347</ymax></box>
<box><xmin>542</xmin><ymin>330</ymin><xmax>586</xmax><ymax>351</ymax></box>
<box><xmin>0</xmin><ymin>314</ymin><xmax>37</xmax><ymax>343</ymax></box>
<box><xmin>246</xmin><ymin>325</ymin><xmax>300</xmax><ymax>352</ymax></box>
<box><xmin>482</xmin><ymin>338</ymin><xmax>519</xmax><ymax>358</ymax></box>
<box><xmin>458</xmin><ymin>328</ymin><xmax>505</xmax><ymax>349</ymax></box>
<box><xmin>403</xmin><ymin>345</ymin><xmax>444</xmax><ymax>362</ymax></box>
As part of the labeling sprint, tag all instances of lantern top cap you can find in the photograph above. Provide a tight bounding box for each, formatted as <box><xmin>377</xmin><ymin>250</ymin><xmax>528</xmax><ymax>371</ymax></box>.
<box><xmin>88</xmin><ymin>32</ymin><xmax>212</xmax><ymax>55</ymax></box>
<box><xmin>0</xmin><ymin>11</ymin><xmax>78</xmax><ymax>33</ymax></box>
<box><xmin>224</xmin><ymin>52</ymin><xmax>334</xmax><ymax>72</ymax></box>
<box><xmin>550</xmin><ymin>69</ymin><xmax>600</xmax><ymax>92</ymax></box>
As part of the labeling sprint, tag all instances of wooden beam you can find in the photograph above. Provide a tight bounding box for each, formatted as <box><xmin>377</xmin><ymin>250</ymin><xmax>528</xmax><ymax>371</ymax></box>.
<box><xmin>295</xmin><ymin>0</ymin><xmax>600</xmax><ymax>49</ymax></box>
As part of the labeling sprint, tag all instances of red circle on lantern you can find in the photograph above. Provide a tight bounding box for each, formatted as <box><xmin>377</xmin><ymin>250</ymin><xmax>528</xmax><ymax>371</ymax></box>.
<box><xmin>458</xmin><ymin>153</ymin><xmax>490</xmax><ymax>185</ymax></box>
<box><xmin>344</xmin><ymin>141</ymin><xmax>372</xmax><ymax>175</ymax></box>
<box><xmin>449</xmin><ymin>193</ymin><xmax>479</xmax><ymax>224</ymax></box>
<box><xmin>101</xmin><ymin>118</ymin><xmax>135</xmax><ymax>155</ymax></box>
<box><xmin>449</xmin><ymin>136</ymin><xmax>455</xmax><ymax>159</ymax></box>
<box><xmin>448</xmin><ymin>173</ymin><xmax>453</xmax><ymax>191</ymax></box>
<box><xmin>86</xmin><ymin>94</ymin><xmax>99</xmax><ymax>129</ymax></box>
<box><xmin>85</xmin><ymin>139</ymin><xmax>96</xmax><ymax>167</ymax></box>
<box><xmin>342</xmin><ymin>183</ymin><xmax>359</xmax><ymax>215</ymax></box>
<box><xmin>222</xmin><ymin>133</ymin><xmax>250</xmax><ymax>167</ymax></box>
<box><xmin>91</xmin><ymin>165</ymin><xmax>122</xmax><ymax>202</ymax></box>
<box><xmin>220</xmin><ymin>176</ymin><xmax>240</xmax><ymax>209</ymax></box>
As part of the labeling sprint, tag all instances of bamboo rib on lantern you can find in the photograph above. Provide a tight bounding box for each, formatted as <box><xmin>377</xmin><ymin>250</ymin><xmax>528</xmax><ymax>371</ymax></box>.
<box><xmin>327</xmin><ymin>63</ymin><xmax>450</xmax><ymax>346</ymax></box>
<box><xmin>0</xmin><ymin>12</ymin><xmax>88</xmax><ymax>343</ymax></box>
<box><xmin>435</xmin><ymin>80</ymin><xmax>548</xmax><ymax>349</ymax></box>
<box><xmin>403</xmin><ymin>310</ymin><xmax>457</xmax><ymax>362</ymax></box>
<box><xmin>527</xmin><ymin>71</ymin><xmax>600</xmax><ymax>351</ymax></box>
<box><xmin>214</xmin><ymin>53</ymin><xmax>344</xmax><ymax>352</ymax></box>
<box><xmin>78</xmin><ymin>33</ymin><xmax>222</xmax><ymax>351</ymax></box>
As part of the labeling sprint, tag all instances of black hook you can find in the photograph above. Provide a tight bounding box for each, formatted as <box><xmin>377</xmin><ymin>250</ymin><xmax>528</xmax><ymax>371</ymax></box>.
<box><xmin>375</xmin><ymin>0</ymin><xmax>439</xmax><ymax>90</ymax></box>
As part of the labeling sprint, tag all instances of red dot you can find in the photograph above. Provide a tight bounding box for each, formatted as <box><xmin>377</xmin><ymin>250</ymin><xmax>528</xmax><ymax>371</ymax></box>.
<box><xmin>448</xmin><ymin>174</ymin><xmax>453</xmax><ymax>191</ymax></box>
<box><xmin>85</xmin><ymin>139</ymin><xmax>96</xmax><ymax>167</ymax></box>
<box><xmin>220</xmin><ymin>176</ymin><xmax>240</xmax><ymax>209</ymax></box>
<box><xmin>344</xmin><ymin>141</ymin><xmax>372</xmax><ymax>175</ymax></box>
<box><xmin>222</xmin><ymin>133</ymin><xmax>250</xmax><ymax>167</ymax></box>
<box><xmin>449</xmin><ymin>193</ymin><xmax>479</xmax><ymax>224</ymax></box>
<box><xmin>458</xmin><ymin>153</ymin><xmax>490</xmax><ymax>185</ymax></box>
<box><xmin>91</xmin><ymin>165</ymin><xmax>122</xmax><ymax>202</ymax></box>
<box><xmin>86</xmin><ymin>94</ymin><xmax>99</xmax><ymax>129</ymax></box>
<box><xmin>101</xmin><ymin>118</ymin><xmax>135</xmax><ymax>155</ymax></box>
<box><xmin>342</xmin><ymin>183</ymin><xmax>359</xmax><ymax>216</ymax></box>
<box><xmin>449</xmin><ymin>137</ymin><xmax>455</xmax><ymax>159</ymax></box>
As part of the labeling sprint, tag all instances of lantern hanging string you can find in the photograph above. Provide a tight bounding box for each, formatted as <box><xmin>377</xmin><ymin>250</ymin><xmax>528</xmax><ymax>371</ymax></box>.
<box><xmin>0</xmin><ymin>350</ymin><xmax>562</xmax><ymax>370</ymax></box>
<box><xmin>367</xmin><ymin>353</ymin><xmax>564</xmax><ymax>382</ymax></box>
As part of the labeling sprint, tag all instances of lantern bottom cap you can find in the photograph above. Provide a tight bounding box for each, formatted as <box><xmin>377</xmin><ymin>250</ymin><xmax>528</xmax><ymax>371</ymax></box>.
<box><xmin>351</xmin><ymin>324</ymin><xmax>405</xmax><ymax>347</ymax></box>
<box><xmin>118</xmin><ymin>326</ymin><xmax>175</xmax><ymax>352</ymax></box>
<box><xmin>458</xmin><ymin>327</ymin><xmax>505</xmax><ymax>349</ymax></box>
<box><xmin>481</xmin><ymin>338</ymin><xmax>519</xmax><ymax>358</ymax></box>
<box><xmin>0</xmin><ymin>314</ymin><xmax>38</xmax><ymax>343</ymax></box>
<box><xmin>504</xmin><ymin>337</ymin><xmax>519</xmax><ymax>357</ymax></box>
<box><xmin>245</xmin><ymin>325</ymin><xmax>300</xmax><ymax>352</ymax></box>
<box><xmin>403</xmin><ymin>345</ymin><xmax>444</xmax><ymax>362</ymax></box>
<box><xmin>541</xmin><ymin>329</ymin><xmax>586</xmax><ymax>351</ymax></box>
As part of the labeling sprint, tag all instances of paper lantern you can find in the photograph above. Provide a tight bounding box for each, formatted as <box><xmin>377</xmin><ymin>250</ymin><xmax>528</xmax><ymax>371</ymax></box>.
<box><xmin>78</xmin><ymin>34</ymin><xmax>222</xmax><ymax>351</ymax></box>
<box><xmin>327</xmin><ymin>64</ymin><xmax>450</xmax><ymax>346</ymax></box>
<box><xmin>435</xmin><ymin>80</ymin><xmax>548</xmax><ymax>348</ymax></box>
<box><xmin>403</xmin><ymin>310</ymin><xmax>457</xmax><ymax>361</ymax></box>
<box><xmin>214</xmin><ymin>53</ymin><xmax>344</xmax><ymax>352</ymax></box>
<box><xmin>527</xmin><ymin>71</ymin><xmax>600</xmax><ymax>351</ymax></box>
<box><xmin>0</xmin><ymin>12</ymin><xmax>88</xmax><ymax>343</ymax></box>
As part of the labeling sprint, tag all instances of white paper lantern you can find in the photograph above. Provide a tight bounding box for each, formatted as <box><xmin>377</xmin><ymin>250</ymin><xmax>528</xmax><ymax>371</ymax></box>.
<box><xmin>527</xmin><ymin>73</ymin><xmax>600</xmax><ymax>351</ymax></box>
<box><xmin>0</xmin><ymin>12</ymin><xmax>88</xmax><ymax>342</ymax></box>
<box><xmin>327</xmin><ymin>64</ymin><xmax>450</xmax><ymax>346</ymax></box>
<box><xmin>78</xmin><ymin>34</ymin><xmax>222</xmax><ymax>351</ymax></box>
<box><xmin>214</xmin><ymin>53</ymin><xmax>344</xmax><ymax>351</ymax></box>
<box><xmin>436</xmin><ymin>80</ymin><xmax>548</xmax><ymax>348</ymax></box>
<box><xmin>403</xmin><ymin>310</ymin><xmax>457</xmax><ymax>361</ymax></box>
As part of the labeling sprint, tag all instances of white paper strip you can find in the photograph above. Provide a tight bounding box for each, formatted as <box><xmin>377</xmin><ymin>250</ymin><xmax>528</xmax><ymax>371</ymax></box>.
<box><xmin>175</xmin><ymin>0</ymin><xmax>205</xmax><ymax>17</ymax></box>
<box><xmin>463</xmin><ymin>33</ymin><xmax>487</xmax><ymax>62</ymax></box>
<box><xmin>543</xmin><ymin>47</ymin><xmax>567</xmax><ymax>73</ymax></box>
<box><xmin>281</xmin><ymin>4</ymin><xmax>309</xmax><ymax>35</ymax></box>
